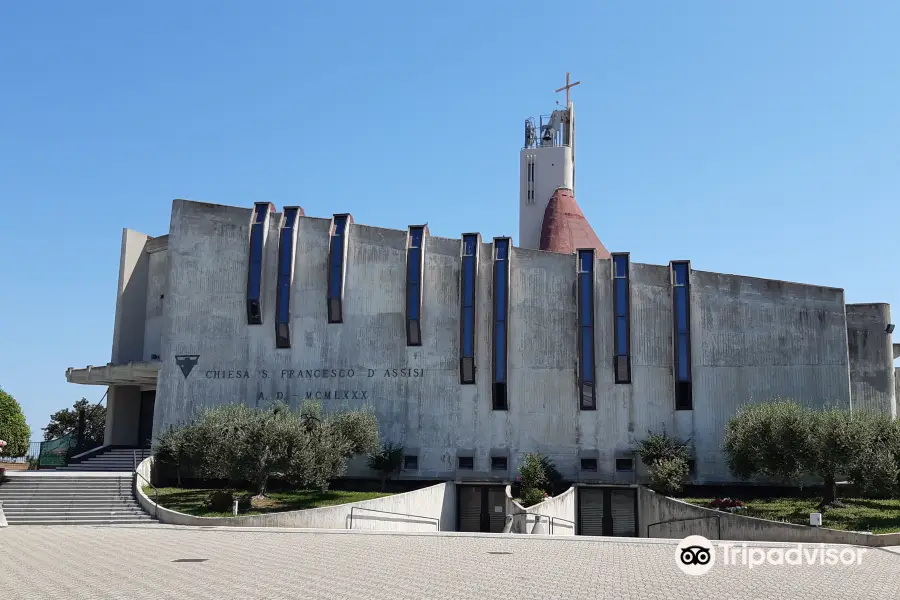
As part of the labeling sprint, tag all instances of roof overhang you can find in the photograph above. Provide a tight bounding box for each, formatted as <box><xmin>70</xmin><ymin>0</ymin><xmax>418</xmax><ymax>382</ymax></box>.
<box><xmin>66</xmin><ymin>361</ymin><xmax>160</xmax><ymax>386</ymax></box>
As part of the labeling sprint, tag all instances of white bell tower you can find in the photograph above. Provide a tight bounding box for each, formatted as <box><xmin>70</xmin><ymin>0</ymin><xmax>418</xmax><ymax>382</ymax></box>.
<box><xmin>519</xmin><ymin>73</ymin><xmax>579</xmax><ymax>250</ymax></box>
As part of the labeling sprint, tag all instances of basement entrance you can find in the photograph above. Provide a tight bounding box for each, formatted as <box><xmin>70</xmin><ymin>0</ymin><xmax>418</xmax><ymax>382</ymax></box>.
<box><xmin>137</xmin><ymin>391</ymin><xmax>156</xmax><ymax>448</ymax></box>
<box><xmin>457</xmin><ymin>485</ymin><xmax>507</xmax><ymax>533</ymax></box>
<box><xmin>577</xmin><ymin>487</ymin><xmax>638</xmax><ymax>537</ymax></box>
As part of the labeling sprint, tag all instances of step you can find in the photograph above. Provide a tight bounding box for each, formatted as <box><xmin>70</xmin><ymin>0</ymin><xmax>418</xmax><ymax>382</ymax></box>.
<box><xmin>4</xmin><ymin>509</ymin><xmax>147</xmax><ymax>517</ymax></box>
<box><xmin>7</xmin><ymin>517</ymin><xmax>155</xmax><ymax>525</ymax></box>
<box><xmin>1</xmin><ymin>502</ymin><xmax>141</xmax><ymax>510</ymax></box>
<box><xmin>0</xmin><ymin>495</ymin><xmax>136</xmax><ymax>501</ymax></box>
<box><xmin>0</xmin><ymin>481</ymin><xmax>132</xmax><ymax>487</ymax></box>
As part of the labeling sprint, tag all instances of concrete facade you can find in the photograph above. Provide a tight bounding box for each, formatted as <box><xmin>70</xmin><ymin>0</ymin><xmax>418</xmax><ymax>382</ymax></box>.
<box><xmin>68</xmin><ymin>197</ymin><xmax>897</xmax><ymax>485</ymax></box>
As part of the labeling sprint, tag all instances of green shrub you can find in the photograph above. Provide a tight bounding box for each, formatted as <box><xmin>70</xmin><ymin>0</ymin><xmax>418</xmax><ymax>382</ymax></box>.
<box><xmin>0</xmin><ymin>388</ymin><xmax>30</xmax><ymax>458</ymax></box>
<box><xmin>723</xmin><ymin>400</ymin><xmax>812</xmax><ymax>482</ymax></box>
<box><xmin>649</xmin><ymin>457</ymin><xmax>689</xmax><ymax>496</ymax></box>
<box><xmin>519</xmin><ymin>487</ymin><xmax>548</xmax><ymax>508</ymax></box>
<box><xmin>367</xmin><ymin>442</ymin><xmax>404</xmax><ymax>490</ymax></box>
<box><xmin>638</xmin><ymin>429</ymin><xmax>690</xmax><ymax>466</ymax></box>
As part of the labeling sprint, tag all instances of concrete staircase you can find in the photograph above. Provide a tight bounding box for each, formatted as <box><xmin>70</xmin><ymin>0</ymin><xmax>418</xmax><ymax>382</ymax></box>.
<box><xmin>56</xmin><ymin>447</ymin><xmax>151</xmax><ymax>472</ymax></box>
<box><xmin>0</xmin><ymin>472</ymin><xmax>156</xmax><ymax>525</ymax></box>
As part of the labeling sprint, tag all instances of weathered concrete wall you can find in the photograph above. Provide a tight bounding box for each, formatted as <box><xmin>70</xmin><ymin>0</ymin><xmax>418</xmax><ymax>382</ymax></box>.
<box><xmin>142</xmin><ymin>248</ymin><xmax>168</xmax><ymax>362</ymax></box>
<box><xmin>111</xmin><ymin>229</ymin><xmax>150</xmax><ymax>364</ymax></box>
<box><xmin>847</xmin><ymin>303</ymin><xmax>896</xmax><ymax>417</ymax></box>
<box><xmin>136</xmin><ymin>457</ymin><xmax>454</xmax><ymax>530</ymax></box>
<box><xmin>638</xmin><ymin>487</ymin><xmax>900</xmax><ymax>546</ymax></box>
<box><xmin>152</xmin><ymin>199</ymin><xmax>862</xmax><ymax>483</ymax></box>
<box><xmin>691</xmin><ymin>272</ymin><xmax>852</xmax><ymax>480</ymax></box>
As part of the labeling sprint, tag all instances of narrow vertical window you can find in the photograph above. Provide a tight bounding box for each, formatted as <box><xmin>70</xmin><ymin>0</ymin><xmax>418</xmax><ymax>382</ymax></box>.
<box><xmin>459</xmin><ymin>234</ymin><xmax>479</xmax><ymax>384</ymax></box>
<box><xmin>246</xmin><ymin>202</ymin><xmax>271</xmax><ymax>325</ymax></box>
<box><xmin>492</xmin><ymin>238</ymin><xmax>510</xmax><ymax>410</ymax></box>
<box><xmin>672</xmin><ymin>261</ymin><xmax>692</xmax><ymax>410</ymax></box>
<box><xmin>406</xmin><ymin>225</ymin><xmax>426</xmax><ymax>346</ymax></box>
<box><xmin>577</xmin><ymin>249</ymin><xmax>596</xmax><ymax>409</ymax></box>
<box><xmin>275</xmin><ymin>207</ymin><xmax>302</xmax><ymax>348</ymax></box>
<box><xmin>327</xmin><ymin>214</ymin><xmax>350</xmax><ymax>324</ymax></box>
<box><xmin>612</xmin><ymin>253</ymin><xmax>631</xmax><ymax>384</ymax></box>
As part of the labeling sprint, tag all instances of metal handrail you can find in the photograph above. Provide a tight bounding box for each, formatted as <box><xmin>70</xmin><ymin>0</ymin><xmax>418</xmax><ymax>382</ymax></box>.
<box><xmin>134</xmin><ymin>469</ymin><xmax>160</xmax><ymax>518</ymax></box>
<box><xmin>348</xmin><ymin>506</ymin><xmax>440</xmax><ymax>531</ymax></box>
<box><xmin>508</xmin><ymin>511</ymin><xmax>575</xmax><ymax>535</ymax></box>
<box><xmin>549</xmin><ymin>516</ymin><xmax>576</xmax><ymax>535</ymax></box>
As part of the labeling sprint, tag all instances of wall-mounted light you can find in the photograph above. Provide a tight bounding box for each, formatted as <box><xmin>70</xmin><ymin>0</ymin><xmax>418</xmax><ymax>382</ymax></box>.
<box><xmin>886</xmin><ymin>324</ymin><xmax>895</xmax><ymax>334</ymax></box>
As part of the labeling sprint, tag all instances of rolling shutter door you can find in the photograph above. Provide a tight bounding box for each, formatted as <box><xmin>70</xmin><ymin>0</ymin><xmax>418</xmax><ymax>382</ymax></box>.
<box><xmin>487</xmin><ymin>487</ymin><xmax>507</xmax><ymax>533</ymax></box>
<box><xmin>578</xmin><ymin>488</ymin><xmax>605</xmax><ymax>536</ymax></box>
<box><xmin>459</xmin><ymin>487</ymin><xmax>482</xmax><ymax>532</ymax></box>
<box><xmin>610</xmin><ymin>489</ymin><xmax>637</xmax><ymax>537</ymax></box>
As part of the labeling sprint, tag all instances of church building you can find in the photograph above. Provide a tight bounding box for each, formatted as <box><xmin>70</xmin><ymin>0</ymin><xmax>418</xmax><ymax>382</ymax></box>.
<box><xmin>66</xmin><ymin>86</ymin><xmax>899</xmax><ymax>502</ymax></box>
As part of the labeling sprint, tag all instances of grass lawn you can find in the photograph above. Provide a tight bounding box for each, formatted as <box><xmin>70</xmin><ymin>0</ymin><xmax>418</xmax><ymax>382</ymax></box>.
<box><xmin>144</xmin><ymin>487</ymin><xmax>394</xmax><ymax>517</ymax></box>
<box><xmin>680</xmin><ymin>497</ymin><xmax>900</xmax><ymax>534</ymax></box>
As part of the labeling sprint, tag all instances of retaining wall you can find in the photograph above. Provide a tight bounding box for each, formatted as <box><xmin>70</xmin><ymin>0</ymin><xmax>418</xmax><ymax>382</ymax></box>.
<box><xmin>504</xmin><ymin>485</ymin><xmax>576</xmax><ymax>535</ymax></box>
<box><xmin>135</xmin><ymin>457</ymin><xmax>456</xmax><ymax>531</ymax></box>
<box><xmin>639</xmin><ymin>487</ymin><xmax>900</xmax><ymax>547</ymax></box>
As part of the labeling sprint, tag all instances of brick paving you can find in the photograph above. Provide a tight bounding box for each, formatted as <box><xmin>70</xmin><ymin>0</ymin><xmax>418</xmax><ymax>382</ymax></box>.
<box><xmin>2</xmin><ymin>525</ymin><xmax>899</xmax><ymax>599</ymax></box>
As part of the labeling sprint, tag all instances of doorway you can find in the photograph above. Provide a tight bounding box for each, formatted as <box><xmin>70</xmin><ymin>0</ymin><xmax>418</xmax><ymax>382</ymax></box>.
<box><xmin>137</xmin><ymin>390</ymin><xmax>156</xmax><ymax>448</ymax></box>
<box><xmin>577</xmin><ymin>487</ymin><xmax>638</xmax><ymax>537</ymax></box>
<box><xmin>457</xmin><ymin>486</ymin><xmax>507</xmax><ymax>533</ymax></box>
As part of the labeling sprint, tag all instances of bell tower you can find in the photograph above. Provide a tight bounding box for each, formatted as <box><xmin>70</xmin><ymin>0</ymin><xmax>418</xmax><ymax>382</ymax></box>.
<box><xmin>519</xmin><ymin>74</ymin><xmax>578</xmax><ymax>250</ymax></box>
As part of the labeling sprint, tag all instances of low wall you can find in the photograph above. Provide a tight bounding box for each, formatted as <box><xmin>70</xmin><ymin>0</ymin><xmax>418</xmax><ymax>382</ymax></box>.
<box><xmin>0</xmin><ymin>500</ymin><xmax>6</xmax><ymax>527</ymax></box>
<box><xmin>504</xmin><ymin>485</ymin><xmax>576</xmax><ymax>535</ymax></box>
<box><xmin>639</xmin><ymin>487</ymin><xmax>900</xmax><ymax>547</ymax></box>
<box><xmin>135</xmin><ymin>457</ymin><xmax>456</xmax><ymax>531</ymax></box>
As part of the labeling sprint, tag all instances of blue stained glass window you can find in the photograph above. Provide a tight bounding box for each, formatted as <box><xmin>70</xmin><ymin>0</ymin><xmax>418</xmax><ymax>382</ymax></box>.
<box><xmin>495</xmin><ymin>322</ymin><xmax>506</xmax><ymax>382</ymax></box>
<box><xmin>616</xmin><ymin>316</ymin><xmax>628</xmax><ymax>355</ymax></box>
<box><xmin>277</xmin><ymin>280</ymin><xmax>290</xmax><ymax>321</ymax></box>
<box><xmin>333</xmin><ymin>215</ymin><xmax>347</xmax><ymax>236</ymax></box>
<box><xmin>614</xmin><ymin>255</ymin><xmax>628</xmax><ymax>278</ymax></box>
<box><xmin>408</xmin><ymin>284</ymin><xmax>420</xmax><ymax>320</ymax></box>
<box><xmin>615</xmin><ymin>279</ymin><xmax>628</xmax><ymax>317</ymax></box>
<box><xmin>579</xmin><ymin>251</ymin><xmax>593</xmax><ymax>273</ymax></box>
<box><xmin>674</xmin><ymin>263</ymin><xmax>688</xmax><ymax>285</ymax></box>
<box><xmin>677</xmin><ymin>334</ymin><xmax>690</xmax><ymax>380</ymax></box>
<box><xmin>463</xmin><ymin>235</ymin><xmax>477</xmax><ymax>256</ymax></box>
<box><xmin>248</xmin><ymin>227</ymin><xmax>263</xmax><ymax>299</ymax></box>
<box><xmin>410</xmin><ymin>227</ymin><xmax>424</xmax><ymax>248</ymax></box>
<box><xmin>329</xmin><ymin>265</ymin><xmax>342</xmax><ymax>298</ymax></box>
<box><xmin>462</xmin><ymin>308</ymin><xmax>475</xmax><ymax>356</ymax></box>
<box><xmin>675</xmin><ymin>287</ymin><xmax>688</xmax><ymax>333</ymax></box>
<box><xmin>254</xmin><ymin>205</ymin><xmax>268</xmax><ymax>223</ymax></box>
<box><xmin>581</xmin><ymin>327</ymin><xmax>593</xmax><ymax>379</ymax></box>
<box><xmin>579</xmin><ymin>275</ymin><xmax>593</xmax><ymax>326</ymax></box>
<box><xmin>463</xmin><ymin>258</ymin><xmax>475</xmax><ymax>305</ymax></box>
<box><xmin>495</xmin><ymin>264</ymin><xmax>507</xmax><ymax>319</ymax></box>
<box><xmin>408</xmin><ymin>248</ymin><xmax>421</xmax><ymax>283</ymax></box>
<box><xmin>496</xmin><ymin>240</ymin><xmax>509</xmax><ymax>260</ymax></box>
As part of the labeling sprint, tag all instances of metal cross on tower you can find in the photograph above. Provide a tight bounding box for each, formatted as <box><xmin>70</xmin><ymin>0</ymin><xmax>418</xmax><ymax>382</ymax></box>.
<box><xmin>555</xmin><ymin>72</ymin><xmax>581</xmax><ymax>106</ymax></box>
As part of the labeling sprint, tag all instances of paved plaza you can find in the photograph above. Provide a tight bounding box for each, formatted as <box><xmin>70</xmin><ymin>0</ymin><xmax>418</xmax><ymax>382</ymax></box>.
<box><xmin>2</xmin><ymin>525</ymin><xmax>900</xmax><ymax>599</ymax></box>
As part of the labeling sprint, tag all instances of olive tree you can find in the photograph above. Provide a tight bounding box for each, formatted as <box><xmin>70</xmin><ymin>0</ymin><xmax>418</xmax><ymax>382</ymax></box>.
<box><xmin>0</xmin><ymin>388</ymin><xmax>31</xmax><ymax>458</ymax></box>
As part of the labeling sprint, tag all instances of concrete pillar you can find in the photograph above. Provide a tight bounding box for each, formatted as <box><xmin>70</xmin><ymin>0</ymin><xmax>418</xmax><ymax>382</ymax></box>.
<box><xmin>111</xmin><ymin>229</ymin><xmax>150</xmax><ymax>364</ymax></box>
<box><xmin>104</xmin><ymin>386</ymin><xmax>141</xmax><ymax>446</ymax></box>
<box><xmin>531</xmin><ymin>515</ymin><xmax>547</xmax><ymax>534</ymax></box>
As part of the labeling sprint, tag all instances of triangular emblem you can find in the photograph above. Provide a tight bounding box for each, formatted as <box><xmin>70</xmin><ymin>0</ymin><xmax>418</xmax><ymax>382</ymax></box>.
<box><xmin>175</xmin><ymin>355</ymin><xmax>200</xmax><ymax>378</ymax></box>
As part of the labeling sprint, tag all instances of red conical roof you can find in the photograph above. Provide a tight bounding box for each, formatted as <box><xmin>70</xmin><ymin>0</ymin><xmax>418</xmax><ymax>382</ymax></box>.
<box><xmin>539</xmin><ymin>188</ymin><xmax>610</xmax><ymax>257</ymax></box>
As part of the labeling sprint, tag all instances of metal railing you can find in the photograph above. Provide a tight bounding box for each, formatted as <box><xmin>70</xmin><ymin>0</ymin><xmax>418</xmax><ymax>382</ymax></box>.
<box><xmin>507</xmin><ymin>511</ymin><xmax>576</xmax><ymax>535</ymax></box>
<box><xmin>549</xmin><ymin>516</ymin><xmax>576</xmax><ymax>535</ymax></box>
<box><xmin>134</xmin><ymin>469</ymin><xmax>160</xmax><ymax>518</ymax></box>
<box><xmin>348</xmin><ymin>507</ymin><xmax>440</xmax><ymax>531</ymax></box>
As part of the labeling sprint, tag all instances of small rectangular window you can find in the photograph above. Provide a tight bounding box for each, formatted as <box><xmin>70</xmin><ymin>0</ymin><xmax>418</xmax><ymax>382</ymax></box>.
<box><xmin>580</xmin><ymin>458</ymin><xmax>598</xmax><ymax>472</ymax></box>
<box><xmin>492</xmin><ymin>382</ymin><xmax>507</xmax><ymax>411</ymax></box>
<box><xmin>458</xmin><ymin>456</ymin><xmax>474</xmax><ymax>470</ymax></box>
<box><xmin>615</xmin><ymin>458</ymin><xmax>634</xmax><ymax>472</ymax></box>
<box><xmin>687</xmin><ymin>459</ymin><xmax>696</xmax><ymax>475</ymax></box>
<box><xmin>403</xmin><ymin>455</ymin><xmax>418</xmax><ymax>471</ymax></box>
<box><xmin>491</xmin><ymin>456</ymin><xmax>508</xmax><ymax>471</ymax></box>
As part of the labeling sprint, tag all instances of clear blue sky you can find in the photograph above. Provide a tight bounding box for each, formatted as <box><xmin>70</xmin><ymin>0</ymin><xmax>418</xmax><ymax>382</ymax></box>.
<box><xmin>1</xmin><ymin>2</ymin><xmax>898</xmax><ymax>441</ymax></box>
